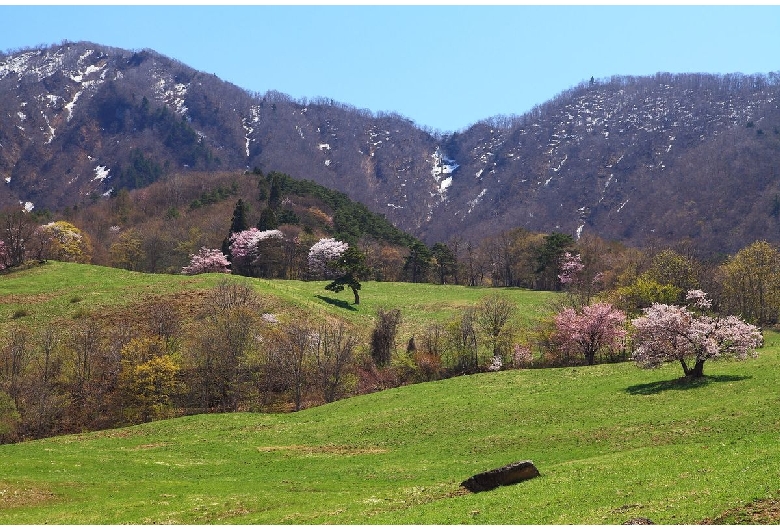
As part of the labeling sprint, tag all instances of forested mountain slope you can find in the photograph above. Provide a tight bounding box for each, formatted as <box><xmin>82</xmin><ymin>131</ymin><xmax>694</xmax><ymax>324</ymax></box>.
<box><xmin>2</xmin><ymin>41</ymin><xmax>779</xmax><ymax>255</ymax></box>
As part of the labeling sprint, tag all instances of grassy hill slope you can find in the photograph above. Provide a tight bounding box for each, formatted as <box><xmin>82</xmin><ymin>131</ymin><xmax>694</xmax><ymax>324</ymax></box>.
<box><xmin>1</xmin><ymin>331</ymin><xmax>779</xmax><ymax>524</ymax></box>
<box><xmin>0</xmin><ymin>261</ymin><xmax>554</xmax><ymax>341</ymax></box>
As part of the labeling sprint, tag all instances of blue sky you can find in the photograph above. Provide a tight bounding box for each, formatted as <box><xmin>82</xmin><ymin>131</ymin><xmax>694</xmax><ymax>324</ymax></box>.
<box><xmin>1</xmin><ymin>5</ymin><xmax>779</xmax><ymax>133</ymax></box>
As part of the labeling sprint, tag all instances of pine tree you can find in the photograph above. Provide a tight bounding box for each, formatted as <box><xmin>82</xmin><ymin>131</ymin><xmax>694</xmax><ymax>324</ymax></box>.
<box><xmin>229</xmin><ymin>199</ymin><xmax>249</xmax><ymax>235</ymax></box>
<box><xmin>325</xmin><ymin>246</ymin><xmax>370</xmax><ymax>304</ymax></box>
<box><xmin>257</xmin><ymin>207</ymin><xmax>278</xmax><ymax>231</ymax></box>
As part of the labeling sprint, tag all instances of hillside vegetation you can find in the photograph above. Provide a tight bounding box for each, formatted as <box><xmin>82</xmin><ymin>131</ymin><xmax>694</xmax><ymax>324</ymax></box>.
<box><xmin>0</xmin><ymin>261</ymin><xmax>557</xmax><ymax>439</ymax></box>
<box><xmin>0</xmin><ymin>334</ymin><xmax>779</xmax><ymax>524</ymax></box>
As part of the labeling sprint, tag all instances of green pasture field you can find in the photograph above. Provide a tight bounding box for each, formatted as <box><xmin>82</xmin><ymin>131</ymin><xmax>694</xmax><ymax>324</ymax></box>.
<box><xmin>1</xmin><ymin>333</ymin><xmax>779</xmax><ymax>523</ymax></box>
<box><xmin>0</xmin><ymin>261</ymin><xmax>555</xmax><ymax>339</ymax></box>
<box><xmin>2</xmin><ymin>262</ymin><xmax>779</xmax><ymax>524</ymax></box>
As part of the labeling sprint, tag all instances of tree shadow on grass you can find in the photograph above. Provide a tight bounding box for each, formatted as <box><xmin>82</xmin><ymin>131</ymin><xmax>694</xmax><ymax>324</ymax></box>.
<box><xmin>625</xmin><ymin>374</ymin><xmax>752</xmax><ymax>395</ymax></box>
<box><xmin>315</xmin><ymin>295</ymin><xmax>358</xmax><ymax>311</ymax></box>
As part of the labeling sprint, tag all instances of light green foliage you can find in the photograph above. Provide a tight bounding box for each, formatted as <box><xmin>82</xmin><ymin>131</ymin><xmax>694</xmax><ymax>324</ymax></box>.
<box><xmin>109</xmin><ymin>229</ymin><xmax>146</xmax><ymax>271</ymax></box>
<box><xmin>719</xmin><ymin>240</ymin><xmax>780</xmax><ymax>325</ymax></box>
<box><xmin>36</xmin><ymin>221</ymin><xmax>93</xmax><ymax>263</ymax></box>
<box><xmin>646</xmin><ymin>249</ymin><xmax>699</xmax><ymax>299</ymax></box>
<box><xmin>119</xmin><ymin>337</ymin><xmax>182</xmax><ymax>423</ymax></box>
<box><xmin>612</xmin><ymin>273</ymin><xmax>681</xmax><ymax>315</ymax></box>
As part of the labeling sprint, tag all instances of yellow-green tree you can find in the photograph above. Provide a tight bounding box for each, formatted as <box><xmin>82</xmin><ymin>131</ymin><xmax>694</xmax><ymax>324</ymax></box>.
<box><xmin>36</xmin><ymin>221</ymin><xmax>93</xmax><ymax>263</ymax></box>
<box><xmin>719</xmin><ymin>240</ymin><xmax>780</xmax><ymax>325</ymax></box>
<box><xmin>646</xmin><ymin>249</ymin><xmax>700</xmax><ymax>303</ymax></box>
<box><xmin>610</xmin><ymin>274</ymin><xmax>681</xmax><ymax>316</ymax></box>
<box><xmin>119</xmin><ymin>336</ymin><xmax>183</xmax><ymax>423</ymax></box>
<box><xmin>109</xmin><ymin>228</ymin><xmax>145</xmax><ymax>271</ymax></box>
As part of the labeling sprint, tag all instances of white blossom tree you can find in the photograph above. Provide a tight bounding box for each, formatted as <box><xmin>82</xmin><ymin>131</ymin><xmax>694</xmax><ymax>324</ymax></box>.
<box><xmin>558</xmin><ymin>251</ymin><xmax>603</xmax><ymax>306</ymax></box>
<box><xmin>307</xmin><ymin>238</ymin><xmax>349</xmax><ymax>279</ymax></box>
<box><xmin>182</xmin><ymin>247</ymin><xmax>231</xmax><ymax>275</ymax></box>
<box><xmin>631</xmin><ymin>290</ymin><xmax>762</xmax><ymax>378</ymax></box>
<box><xmin>33</xmin><ymin>221</ymin><xmax>93</xmax><ymax>263</ymax></box>
<box><xmin>229</xmin><ymin>228</ymin><xmax>284</xmax><ymax>276</ymax></box>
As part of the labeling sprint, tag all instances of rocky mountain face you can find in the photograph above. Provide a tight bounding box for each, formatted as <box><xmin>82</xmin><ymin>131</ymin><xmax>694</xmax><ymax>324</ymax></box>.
<box><xmin>2</xmin><ymin>41</ymin><xmax>779</xmax><ymax>255</ymax></box>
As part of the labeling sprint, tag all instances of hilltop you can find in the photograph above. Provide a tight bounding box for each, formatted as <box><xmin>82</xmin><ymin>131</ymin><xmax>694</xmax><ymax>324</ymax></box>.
<box><xmin>2</xmin><ymin>42</ymin><xmax>780</xmax><ymax>255</ymax></box>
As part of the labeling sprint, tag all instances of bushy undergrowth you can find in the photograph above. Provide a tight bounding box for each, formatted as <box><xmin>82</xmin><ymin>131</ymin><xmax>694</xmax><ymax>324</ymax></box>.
<box><xmin>0</xmin><ymin>262</ymin><xmax>557</xmax><ymax>441</ymax></box>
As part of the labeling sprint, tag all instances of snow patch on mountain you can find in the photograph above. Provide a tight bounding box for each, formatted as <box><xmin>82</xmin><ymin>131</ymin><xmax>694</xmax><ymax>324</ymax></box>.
<box><xmin>41</xmin><ymin>111</ymin><xmax>55</xmax><ymax>144</ymax></box>
<box><xmin>93</xmin><ymin>165</ymin><xmax>110</xmax><ymax>182</ymax></box>
<box><xmin>154</xmin><ymin>77</ymin><xmax>189</xmax><ymax>115</ymax></box>
<box><xmin>468</xmin><ymin>189</ymin><xmax>488</xmax><ymax>214</ymax></box>
<box><xmin>430</xmin><ymin>147</ymin><xmax>458</xmax><ymax>201</ymax></box>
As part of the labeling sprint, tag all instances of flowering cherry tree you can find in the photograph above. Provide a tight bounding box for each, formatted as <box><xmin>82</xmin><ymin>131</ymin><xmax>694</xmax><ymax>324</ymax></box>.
<box><xmin>558</xmin><ymin>252</ymin><xmax>584</xmax><ymax>286</ymax></box>
<box><xmin>558</xmin><ymin>252</ymin><xmax>603</xmax><ymax>306</ymax></box>
<box><xmin>181</xmin><ymin>247</ymin><xmax>231</xmax><ymax>275</ymax></box>
<box><xmin>229</xmin><ymin>228</ymin><xmax>284</xmax><ymax>275</ymax></box>
<box><xmin>308</xmin><ymin>238</ymin><xmax>349</xmax><ymax>279</ymax></box>
<box><xmin>552</xmin><ymin>302</ymin><xmax>627</xmax><ymax>365</ymax></box>
<box><xmin>631</xmin><ymin>290</ymin><xmax>762</xmax><ymax>378</ymax></box>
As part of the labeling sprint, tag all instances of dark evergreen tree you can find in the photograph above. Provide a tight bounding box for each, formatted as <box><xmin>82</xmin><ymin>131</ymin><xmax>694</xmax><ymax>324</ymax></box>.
<box><xmin>268</xmin><ymin>173</ymin><xmax>283</xmax><ymax>210</ymax></box>
<box><xmin>229</xmin><ymin>199</ymin><xmax>249</xmax><ymax>235</ymax></box>
<box><xmin>277</xmin><ymin>208</ymin><xmax>300</xmax><ymax>226</ymax></box>
<box><xmin>257</xmin><ymin>207</ymin><xmax>278</xmax><ymax>231</ymax></box>
<box><xmin>404</xmin><ymin>241</ymin><xmax>432</xmax><ymax>283</ymax></box>
<box><xmin>431</xmin><ymin>242</ymin><xmax>457</xmax><ymax>285</ymax></box>
<box><xmin>535</xmin><ymin>232</ymin><xmax>575</xmax><ymax>291</ymax></box>
<box><xmin>325</xmin><ymin>246</ymin><xmax>370</xmax><ymax>304</ymax></box>
<box><xmin>223</xmin><ymin>198</ymin><xmax>249</xmax><ymax>266</ymax></box>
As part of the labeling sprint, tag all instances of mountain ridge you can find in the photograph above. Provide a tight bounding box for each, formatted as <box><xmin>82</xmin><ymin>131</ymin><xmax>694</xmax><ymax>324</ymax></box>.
<box><xmin>2</xmin><ymin>41</ymin><xmax>779</xmax><ymax>255</ymax></box>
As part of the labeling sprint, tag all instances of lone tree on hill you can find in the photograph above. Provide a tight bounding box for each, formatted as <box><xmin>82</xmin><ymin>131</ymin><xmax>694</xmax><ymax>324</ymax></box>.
<box><xmin>476</xmin><ymin>293</ymin><xmax>516</xmax><ymax>365</ymax></box>
<box><xmin>631</xmin><ymin>290</ymin><xmax>762</xmax><ymax>379</ymax></box>
<box><xmin>325</xmin><ymin>246</ymin><xmax>370</xmax><ymax>305</ymax></box>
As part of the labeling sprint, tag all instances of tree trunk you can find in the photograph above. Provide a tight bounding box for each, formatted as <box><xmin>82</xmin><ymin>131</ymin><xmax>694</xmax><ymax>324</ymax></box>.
<box><xmin>585</xmin><ymin>346</ymin><xmax>596</xmax><ymax>366</ymax></box>
<box><xmin>682</xmin><ymin>358</ymin><xmax>706</xmax><ymax>378</ymax></box>
<box><xmin>352</xmin><ymin>286</ymin><xmax>360</xmax><ymax>305</ymax></box>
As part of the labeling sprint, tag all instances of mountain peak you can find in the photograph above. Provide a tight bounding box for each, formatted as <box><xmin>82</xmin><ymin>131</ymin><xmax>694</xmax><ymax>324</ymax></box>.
<box><xmin>1</xmin><ymin>42</ymin><xmax>779</xmax><ymax>255</ymax></box>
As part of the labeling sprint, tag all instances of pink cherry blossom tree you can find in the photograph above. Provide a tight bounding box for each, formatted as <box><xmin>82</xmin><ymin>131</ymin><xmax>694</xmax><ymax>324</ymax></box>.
<box><xmin>181</xmin><ymin>247</ymin><xmax>231</xmax><ymax>275</ymax></box>
<box><xmin>229</xmin><ymin>228</ymin><xmax>284</xmax><ymax>276</ymax></box>
<box><xmin>558</xmin><ymin>251</ymin><xmax>603</xmax><ymax>306</ymax></box>
<box><xmin>307</xmin><ymin>238</ymin><xmax>349</xmax><ymax>279</ymax></box>
<box><xmin>631</xmin><ymin>290</ymin><xmax>762</xmax><ymax>378</ymax></box>
<box><xmin>552</xmin><ymin>302</ymin><xmax>627</xmax><ymax>365</ymax></box>
<box><xmin>558</xmin><ymin>251</ymin><xmax>584</xmax><ymax>286</ymax></box>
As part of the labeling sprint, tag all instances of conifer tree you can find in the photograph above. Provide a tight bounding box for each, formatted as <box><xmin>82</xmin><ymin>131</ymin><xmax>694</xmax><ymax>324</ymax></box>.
<box><xmin>325</xmin><ymin>246</ymin><xmax>370</xmax><ymax>304</ymax></box>
<box><xmin>224</xmin><ymin>199</ymin><xmax>249</xmax><ymax>264</ymax></box>
<box><xmin>229</xmin><ymin>199</ymin><xmax>249</xmax><ymax>235</ymax></box>
<box><xmin>257</xmin><ymin>207</ymin><xmax>278</xmax><ymax>231</ymax></box>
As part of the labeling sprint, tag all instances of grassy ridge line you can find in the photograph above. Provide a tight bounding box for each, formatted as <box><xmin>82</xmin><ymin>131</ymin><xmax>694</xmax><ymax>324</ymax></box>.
<box><xmin>1</xmin><ymin>337</ymin><xmax>779</xmax><ymax>524</ymax></box>
<box><xmin>0</xmin><ymin>261</ymin><xmax>556</xmax><ymax>338</ymax></box>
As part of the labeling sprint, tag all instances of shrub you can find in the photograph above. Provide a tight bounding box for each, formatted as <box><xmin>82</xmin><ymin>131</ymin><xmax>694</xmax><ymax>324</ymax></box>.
<box><xmin>370</xmin><ymin>308</ymin><xmax>401</xmax><ymax>367</ymax></box>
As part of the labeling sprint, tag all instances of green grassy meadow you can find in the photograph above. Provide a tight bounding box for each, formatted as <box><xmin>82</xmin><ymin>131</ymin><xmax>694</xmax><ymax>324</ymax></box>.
<box><xmin>0</xmin><ymin>261</ymin><xmax>554</xmax><ymax>340</ymax></box>
<box><xmin>2</xmin><ymin>263</ymin><xmax>780</xmax><ymax>523</ymax></box>
<box><xmin>1</xmin><ymin>344</ymin><xmax>779</xmax><ymax>523</ymax></box>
